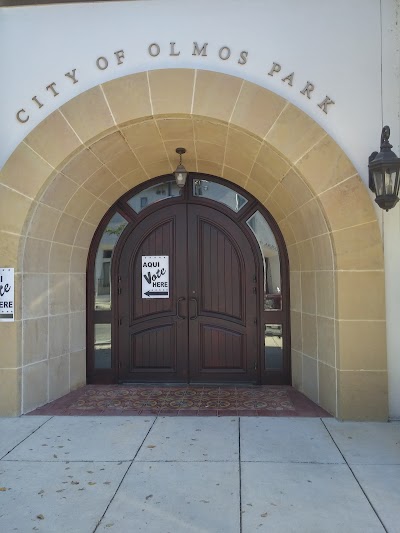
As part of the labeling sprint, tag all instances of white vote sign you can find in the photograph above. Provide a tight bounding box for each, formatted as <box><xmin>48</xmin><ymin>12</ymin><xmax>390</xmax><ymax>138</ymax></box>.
<box><xmin>0</xmin><ymin>268</ymin><xmax>14</xmax><ymax>322</ymax></box>
<box><xmin>142</xmin><ymin>256</ymin><xmax>169</xmax><ymax>299</ymax></box>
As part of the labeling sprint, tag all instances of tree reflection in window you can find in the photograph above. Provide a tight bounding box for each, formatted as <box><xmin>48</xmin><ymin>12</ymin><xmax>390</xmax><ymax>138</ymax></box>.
<box><xmin>193</xmin><ymin>179</ymin><xmax>248</xmax><ymax>212</ymax></box>
<box><xmin>247</xmin><ymin>211</ymin><xmax>282</xmax><ymax>310</ymax></box>
<box><xmin>94</xmin><ymin>212</ymin><xmax>128</xmax><ymax>310</ymax></box>
<box><xmin>128</xmin><ymin>181</ymin><xmax>181</xmax><ymax>213</ymax></box>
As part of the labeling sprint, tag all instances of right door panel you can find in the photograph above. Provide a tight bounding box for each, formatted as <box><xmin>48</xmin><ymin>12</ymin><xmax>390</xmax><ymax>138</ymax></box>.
<box><xmin>187</xmin><ymin>204</ymin><xmax>258</xmax><ymax>383</ymax></box>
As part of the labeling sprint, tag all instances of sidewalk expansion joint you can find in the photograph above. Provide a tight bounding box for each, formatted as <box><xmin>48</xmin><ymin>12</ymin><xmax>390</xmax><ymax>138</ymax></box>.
<box><xmin>321</xmin><ymin>418</ymin><xmax>389</xmax><ymax>533</ymax></box>
<box><xmin>0</xmin><ymin>416</ymin><xmax>53</xmax><ymax>461</ymax></box>
<box><xmin>92</xmin><ymin>416</ymin><xmax>157</xmax><ymax>533</ymax></box>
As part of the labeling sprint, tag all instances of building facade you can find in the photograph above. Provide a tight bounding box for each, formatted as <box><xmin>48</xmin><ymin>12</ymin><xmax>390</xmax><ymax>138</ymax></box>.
<box><xmin>0</xmin><ymin>0</ymin><xmax>399</xmax><ymax>420</ymax></box>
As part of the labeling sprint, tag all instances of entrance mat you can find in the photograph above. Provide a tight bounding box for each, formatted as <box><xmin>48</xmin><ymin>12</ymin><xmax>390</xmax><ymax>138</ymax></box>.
<box><xmin>27</xmin><ymin>385</ymin><xmax>331</xmax><ymax>417</ymax></box>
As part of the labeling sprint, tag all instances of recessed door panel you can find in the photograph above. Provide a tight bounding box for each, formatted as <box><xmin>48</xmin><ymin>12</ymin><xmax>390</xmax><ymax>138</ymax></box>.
<box><xmin>200</xmin><ymin>325</ymin><xmax>244</xmax><ymax>371</ymax></box>
<box><xmin>200</xmin><ymin>221</ymin><xmax>243</xmax><ymax>320</ymax></box>
<box><xmin>131</xmin><ymin>324</ymin><xmax>176</xmax><ymax>371</ymax></box>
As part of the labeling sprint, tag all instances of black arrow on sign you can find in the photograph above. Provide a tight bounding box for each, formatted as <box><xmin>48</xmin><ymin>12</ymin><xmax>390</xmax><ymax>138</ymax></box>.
<box><xmin>144</xmin><ymin>291</ymin><xmax>169</xmax><ymax>297</ymax></box>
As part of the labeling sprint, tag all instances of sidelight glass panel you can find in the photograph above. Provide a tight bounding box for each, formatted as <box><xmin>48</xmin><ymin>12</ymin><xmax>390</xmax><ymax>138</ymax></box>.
<box><xmin>94</xmin><ymin>324</ymin><xmax>112</xmax><ymax>368</ymax></box>
<box><xmin>94</xmin><ymin>212</ymin><xmax>128</xmax><ymax>310</ymax></box>
<box><xmin>264</xmin><ymin>324</ymin><xmax>283</xmax><ymax>370</ymax></box>
<box><xmin>128</xmin><ymin>180</ymin><xmax>181</xmax><ymax>213</ymax></box>
<box><xmin>193</xmin><ymin>179</ymin><xmax>247</xmax><ymax>212</ymax></box>
<box><xmin>246</xmin><ymin>211</ymin><xmax>282</xmax><ymax>310</ymax></box>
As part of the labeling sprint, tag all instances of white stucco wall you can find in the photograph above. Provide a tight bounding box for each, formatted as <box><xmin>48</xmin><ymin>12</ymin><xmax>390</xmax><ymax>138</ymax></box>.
<box><xmin>382</xmin><ymin>0</ymin><xmax>400</xmax><ymax>420</ymax></box>
<box><xmin>0</xmin><ymin>0</ymin><xmax>385</xmax><ymax>175</ymax></box>
<box><xmin>0</xmin><ymin>0</ymin><xmax>399</xmax><ymax>417</ymax></box>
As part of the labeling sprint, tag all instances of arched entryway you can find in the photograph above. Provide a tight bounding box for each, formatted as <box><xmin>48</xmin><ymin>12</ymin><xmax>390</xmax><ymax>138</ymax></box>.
<box><xmin>0</xmin><ymin>69</ymin><xmax>387</xmax><ymax>419</ymax></box>
<box><xmin>87</xmin><ymin>174</ymin><xmax>290</xmax><ymax>386</ymax></box>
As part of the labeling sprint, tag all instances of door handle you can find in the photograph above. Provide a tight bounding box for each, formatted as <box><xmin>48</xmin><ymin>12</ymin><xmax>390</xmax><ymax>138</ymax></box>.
<box><xmin>176</xmin><ymin>297</ymin><xmax>185</xmax><ymax>319</ymax></box>
<box><xmin>189</xmin><ymin>297</ymin><xmax>198</xmax><ymax>320</ymax></box>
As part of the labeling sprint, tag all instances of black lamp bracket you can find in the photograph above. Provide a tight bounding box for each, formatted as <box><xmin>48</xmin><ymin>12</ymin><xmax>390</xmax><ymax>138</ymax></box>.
<box><xmin>368</xmin><ymin>151</ymin><xmax>378</xmax><ymax>193</ymax></box>
<box><xmin>380</xmin><ymin>125</ymin><xmax>392</xmax><ymax>150</ymax></box>
<box><xmin>176</xmin><ymin>147</ymin><xmax>186</xmax><ymax>165</ymax></box>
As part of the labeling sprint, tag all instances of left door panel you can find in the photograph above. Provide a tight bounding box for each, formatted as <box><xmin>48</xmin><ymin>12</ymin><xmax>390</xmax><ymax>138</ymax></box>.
<box><xmin>118</xmin><ymin>204</ymin><xmax>188</xmax><ymax>382</ymax></box>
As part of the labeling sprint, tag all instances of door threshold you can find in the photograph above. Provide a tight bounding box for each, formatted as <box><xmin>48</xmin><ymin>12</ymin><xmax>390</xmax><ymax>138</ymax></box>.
<box><xmin>119</xmin><ymin>382</ymin><xmax>188</xmax><ymax>386</ymax></box>
<box><xmin>119</xmin><ymin>382</ymin><xmax>259</xmax><ymax>387</ymax></box>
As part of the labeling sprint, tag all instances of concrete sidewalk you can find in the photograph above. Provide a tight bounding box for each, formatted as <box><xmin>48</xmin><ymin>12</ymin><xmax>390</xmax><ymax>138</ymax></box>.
<box><xmin>0</xmin><ymin>416</ymin><xmax>399</xmax><ymax>532</ymax></box>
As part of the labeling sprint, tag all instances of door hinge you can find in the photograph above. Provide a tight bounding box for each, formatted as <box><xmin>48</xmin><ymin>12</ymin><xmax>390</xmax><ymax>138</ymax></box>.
<box><xmin>252</xmin><ymin>287</ymin><xmax>257</xmax><ymax>294</ymax></box>
<box><xmin>118</xmin><ymin>276</ymin><xmax>122</xmax><ymax>294</ymax></box>
<box><xmin>119</xmin><ymin>361</ymin><xmax>122</xmax><ymax>369</ymax></box>
<box><xmin>253</xmin><ymin>317</ymin><xmax>257</xmax><ymax>325</ymax></box>
<box><xmin>254</xmin><ymin>361</ymin><xmax>258</xmax><ymax>371</ymax></box>
<box><xmin>118</xmin><ymin>318</ymin><xmax>123</xmax><ymax>326</ymax></box>
<box><xmin>253</xmin><ymin>274</ymin><xmax>257</xmax><ymax>283</ymax></box>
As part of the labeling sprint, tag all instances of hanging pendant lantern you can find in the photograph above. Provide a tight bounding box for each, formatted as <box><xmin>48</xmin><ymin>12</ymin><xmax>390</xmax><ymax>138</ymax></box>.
<box><xmin>174</xmin><ymin>147</ymin><xmax>188</xmax><ymax>188</ymax></box>
<box><xmin>369</xmin><ymin>126</ymin><xmax>400</xmax><ymax>211</ymax></box>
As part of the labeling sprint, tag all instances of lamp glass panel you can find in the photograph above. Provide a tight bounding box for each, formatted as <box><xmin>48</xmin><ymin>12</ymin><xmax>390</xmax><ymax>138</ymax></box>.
<box><xmin>128</xmin><ymin>180</ymin><xmax>181</xmax><ymax>213</ymax></box>
<box><xmin>373</xmin><ymin>170</ymin><xmax>385</xmax><ymax>196</ymax></box>
<box><xmin>175</xmin><ymin>172</ymin><xmax>187</xmax><ymax>187</ymax></box>
<box><xmin>385</xmin><ymin>168</ymin><xmax>395</xmax><ymax>195</ymax></box>
<box><xmin>193</xmin><ymin>179</ymin><xmax>248</xmax><ymax>212</ymax></box>
<box><xmin>94</xmin><ymin>212</ymin><xmax>128</xmax><ymax>310</ymax></box>
<box><xmin>247</xmin><ymin>211</ymin><xmax>282</xmax><ymax>310</ymax></box>
<box><xmin>394</xmin><ymin>168</ymin><xmax>400</xmax><ymax>195</ymax></box>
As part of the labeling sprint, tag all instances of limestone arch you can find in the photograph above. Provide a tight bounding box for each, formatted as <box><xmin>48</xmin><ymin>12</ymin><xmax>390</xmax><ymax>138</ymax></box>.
<box><xmin>0</xmin><ymin>69</ymin><xmax>387</xmax><ymax>419</ymax></box>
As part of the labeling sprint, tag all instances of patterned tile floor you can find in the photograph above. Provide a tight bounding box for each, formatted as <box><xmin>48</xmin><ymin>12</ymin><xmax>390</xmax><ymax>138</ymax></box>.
<box><xmin>27</xmin><ymin>385</ymin><xmax>331</xmax><ymax>417</ymax></box>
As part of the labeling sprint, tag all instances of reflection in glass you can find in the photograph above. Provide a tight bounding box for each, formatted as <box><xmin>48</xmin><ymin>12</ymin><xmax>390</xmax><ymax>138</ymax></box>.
<box><xmin>264</xmin><ymin>324</ymin><xmax>283</xmax><ymax>370</ymax></box>
<box><xmin>95</xmin><ymin>324</ymin><xmax>112</xmax><ymax>368</ymax></box>
<box><xmin>128</xmin><ymin>180</ymin><xmax>181</xmax><ymax>213</ymax></box>
<box><xmin>94</xmin><ymin>212</ymin><xmax>128</xmax><ymax>310</ymax></box>
<box><xmin>247</xmin><ymin>211</ymin><xmax>282</xmax><ymax>310</ymax></box>
<box><xmin>193</xmin><ymin>179</ymin><xmax>247</xmax><ymax>212</ymax></box>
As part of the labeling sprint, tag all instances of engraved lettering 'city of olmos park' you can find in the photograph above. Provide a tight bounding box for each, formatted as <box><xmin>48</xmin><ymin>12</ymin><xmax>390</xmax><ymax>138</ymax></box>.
<box><xmin>15</xmin><ymin>42</ymin><xmax>335</xmax><ymax>124</ymax></box>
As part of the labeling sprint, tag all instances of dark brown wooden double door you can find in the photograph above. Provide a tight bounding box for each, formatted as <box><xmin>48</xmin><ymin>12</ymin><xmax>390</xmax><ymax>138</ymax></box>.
<box><xmin>118</xmin><ymin>202</ymin><xmax>259</xmax><ymax>383</ymax></box>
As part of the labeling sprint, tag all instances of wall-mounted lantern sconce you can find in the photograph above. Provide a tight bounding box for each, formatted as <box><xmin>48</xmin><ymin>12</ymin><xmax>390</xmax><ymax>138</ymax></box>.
<box><xmin>369</xmin><ymin>126</ymin><xmax>400</xmax><ymax>211</ymax></box>
<box><xmin>174</xmin><ymin>147</ymin><xmax>188</xmax><ymax>188</ymax></box>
